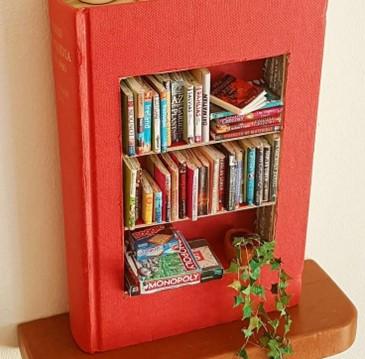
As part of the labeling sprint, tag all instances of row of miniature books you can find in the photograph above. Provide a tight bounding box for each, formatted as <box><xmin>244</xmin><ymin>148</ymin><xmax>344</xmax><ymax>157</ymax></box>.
<box><xmin>120</xmin><ymin>68</ymin><xmax>211</xmax><ymax>156</ymax></box>
<box><xmin>124</xmin><ymin>225</ymin><xmax>223</xmax><ymax>296</ymax></box>
<box><xmin>123</xmin><ymin>134</ymin><xmax>281</xmax><ymax>229</ymax></box>
<box><xmin>120</xmin><ymin>68</ymin><xmax>284</xmax><ymax>157</ymax></box>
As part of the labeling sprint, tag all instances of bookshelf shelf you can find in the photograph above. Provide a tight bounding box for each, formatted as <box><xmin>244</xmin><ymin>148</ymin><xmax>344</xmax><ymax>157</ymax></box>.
<box><xmin>125</xmin><ymin>201</ymin><xmax>276</xmax><ymax>231</ymax></box>
<box><xmin>123</xmin><ymin>130</ymin><xmax>281</xmax><ymax>159</ymax></box>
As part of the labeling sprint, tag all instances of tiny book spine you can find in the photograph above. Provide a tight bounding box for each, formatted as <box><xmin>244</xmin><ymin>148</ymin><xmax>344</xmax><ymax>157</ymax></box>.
<box><xmin>198</xmin><ymin>165</ymin><xmax>208</xmax><ymax>215</ymax></box>
<box><xmin>135</xmin><ymin>93</ymin><xmax>145</xmax><ymax>155</ymax></box>
<box><xmin>262</xmin><ymin>143</ymin><xmax>271</xmax><ymax>202</ymax></box>
<box><xmin>245</xmin><ymin>147</ymin><xmax>256</xmax><ymax>205</ymax></box>
<box><xmin>153</xmin><ymin>190</ymin><xmax>162</xmax><ymax>223</ymax></box>
<box><xmin>194</xmin><ymin>83</ymin><xmax>203</xmax><ymax>143</ymax></box>
<box><xmin>143</xmin><ymin>91</ymin><xmax>152</xmax><ymax>153</ymax></box>
<box><xmin>179</xmin><ymin>163</ymin><xmax>187</xmax><ymax>219</ymax></box>
<box><xmin>201</xmin><ymin>71</ymin><xmax>211</xmax><ymax>143</ymax></box>
<box><xmin>170</xmin><ymin>80</ymin><xmax>184</xmax><ymax>143</ymax></box>
<box><xmin>210</xmin><ymin>125</ymin><xmax>281</xmax><ymax>141</ymax></box>
<box><xmin>183</xmin><ymin>82</ymin><xmax>195</xmax><ymax>144</ymax></box>
<box><xmin>152</xmin><ymin>92</ymin><xmax>161</xmax><ymax>153</ymax></box>
<box><xmin>268</xmin><ymin>135</ymin><xmax>281</xmax><ymax>201</ymax></box>
<box><xmin>120</xmin><ymin>83</ymin><xmax>136</xmax><ymax>156</ymax></box>
<box><xmin>160</xmin><ymin>96</ymin><xmax>168</xmax><ymax>153</ymax></box>
<box><xmin>217</xmin><ymin>156</ymin><xmax>225</xmax><ymax>212</ymax></box>
<box><xmin>254</xmin><ymin>145</ymin><xmax>264</xmax><ymax>206</ymax></box>
<box><xmin>141</xmin><ymin>175</ymin><xmax>153</xmax><ymax>225</ymax></box>
<box><xmin>235</xmin><ymin>153</ymin><xmax>243</xmax><ymax>207</ymax></box>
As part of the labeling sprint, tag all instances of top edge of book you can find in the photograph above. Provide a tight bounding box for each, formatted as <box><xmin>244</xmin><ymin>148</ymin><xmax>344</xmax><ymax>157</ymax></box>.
<box><xmin>63</xmin><ymin>0</ymin><xmax>139</xmax><ymax>10</ymax></box>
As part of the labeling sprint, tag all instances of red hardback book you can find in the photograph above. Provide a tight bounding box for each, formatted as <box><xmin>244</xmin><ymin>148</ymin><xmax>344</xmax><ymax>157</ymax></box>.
<box><xmin>48</xmin><ymin>0</ymin><xmax>328</xmax><ymax>353</ymax></box>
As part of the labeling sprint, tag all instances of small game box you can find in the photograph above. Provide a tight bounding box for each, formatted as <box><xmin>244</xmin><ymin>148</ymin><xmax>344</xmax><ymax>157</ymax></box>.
<box><xmin>189</xmin><ymin>238</ymin><xmax>224</xmax><ymax>282</ymax></box>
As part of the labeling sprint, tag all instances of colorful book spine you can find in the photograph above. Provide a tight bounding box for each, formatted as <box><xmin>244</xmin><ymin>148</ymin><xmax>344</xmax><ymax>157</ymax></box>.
<box><xmin>179</xmin><ymin>163</ymin><xmax>187</xmax><ymax>218</ymax></box>
<box><xmin>217</xmin><ymin>156</ymin><xmax>225</xmax><ymax>212</ymax></box>
<box><xmin>120</xmin><ymin>82</ymin><xmax>136</xmax><ymax>156</ymax></box>
<box><xmin>262</xmin><ymin>142</ymin><xmax>271</xmax><ymax>202</ymax></box>
<box><xmin>254</xmin><ymin>144</ymin><xmax>264</xmax><ymax>206</ymax></box>
<box><xmin>245</xmin><ymin>147</ymin><xmax>256</xmax><ymax>205</ymax></box>
<box><xmin>194</xmin><ymin>83</ymin><xmax>203</xmax><ymax>143</ymax></box>
<box><xmin>143</xmin><ymin>91</ymin><xmax>152</xmax><ymax>153</ymax></box>
<box><xmin>213</xmin><ymin>106</ymin><xmax>283</xmax><ymax>125</ymax></box>
<box><xmin>134</xmin><ymin>165</ymin><xmax>142</xmax><ymax>223</ymax></box>
<box><xmin>210</xmin><ymin>125</ymin><xmax>281</xmax><ymax>141</ymax></box>
<box><xmin>153</xmin><ymin>190</ymin><xmax>162</xmax><ymax>223</ymax></box>
<box><xmin>170</xmin><ymin>80</ymin><xmax>184</xmax><ymax>143</ymax></box>
<box><xmin>212</xmin><ymin>116</ymin><xmax>281</xmax><ymax>134</ymax></box>
<box><xmin>152</xmin><ymin>92</ymin><xmax>161</xmax><ymax>153</ymax></box>
<box><xmin>141</xmin><ymin>175</ymin><xmax>153</xmax><ymax>224</ymax></box>
<box><xmin>183</xmin><ymin>82</ymin><xmax>195</xmax><ymax>144</ymax></box>
<box><xmin>235</xmin><ymin>153</ymin><xmax>243</xmax><ymax>206</ymax></box>
<box><xmin>160</xmin><ymin>96</ymin><xmax>168</xmax><ymax>152</ymax></box>
<box><xmin>123</xmin><ymin>158</ymin><xmax>137</xmax><ymax>229</ymax></box>
<box><xmin>186</xmin><ymin>166</ymin><xmax>199</xmax><ymax>221</ymax></box>
<box><xmin>267</xmin><ymin>134</ymin><xmax>281</xmax><ymax>201</ymax></box>
<box><xmin>197</xmin><ymin>165</ymin><xmax>208</xmax><ymax>215</ymax></box>
<box><xmin>135</xmin><ymin>93</ymin><xmax>145</xmax><ymax>155</ymax></box>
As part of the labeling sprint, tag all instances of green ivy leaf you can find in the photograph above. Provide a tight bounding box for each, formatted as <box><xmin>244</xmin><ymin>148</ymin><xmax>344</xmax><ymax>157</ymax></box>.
<box><xmin>269</xmin><ymin>319</ymin><xmax>280</xmax><ymax>330</ymax></box>
<box><xmin>241</xmin><ymin>284</ymin><xmax>251</xmax><ymax>296</ymax></box>
<box><xmin>237</xmin><ymin>348</ymin><xmax>248</xmax><ymax>359</ymax></box>
<box><xmin>243</xmin><ymin>328</ymin><xmax>253</xmax><ymax>338</ymax></box>
<box><xmin>226</xmin><ymin>260</ymin><xmax>239</xmax><ymax>273</ymax></box>
<box><xmin>241</xmin><ymin>268</ymin><xmax>250</xmax><ymax>281</ymax></box>
<box><xmin>234</xmin><ymin>295</ymin><xmax>244</xmax><ymax>308</ymax></box>
<box><xmin>243</xmin><ymin>299</ymin><xmax>252</xmax><ymax>319</ymax></box>
<box><xmin>251</xmin><ymin>284</ymin><xmax>265</xmax><ymax>298</ymax></box>
<box><xmin>229</xmin><ymin>280</ymin><xmax>242</xmax><ymax>292</ymax></box>
<box><xmin>248</xmin><ymin>316</ymin><xmax>261</xmax><ymax>332</ymax></box>
<box><xmin>284</xmin><ymin>317</ymin><xmax>293</xmax><ymax>336</ymax></box>
<box><xmin>271</xmin><ymin>258</ymin><xmax>282</xmax><ymax>270</ymax></box>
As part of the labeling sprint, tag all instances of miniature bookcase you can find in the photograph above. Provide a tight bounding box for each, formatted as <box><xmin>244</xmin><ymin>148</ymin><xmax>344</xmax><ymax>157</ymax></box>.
<box><xmin>49</xmin><ymin>0</ymin><xmax>328</xmax><ymax>353</ymax></box>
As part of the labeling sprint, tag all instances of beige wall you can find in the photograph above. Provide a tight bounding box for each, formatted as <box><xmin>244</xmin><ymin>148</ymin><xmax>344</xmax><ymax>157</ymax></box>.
<box><xmin>0</xmin><ymin>0</ymin><xmax>364</xmax><ymax>358</ymax></box>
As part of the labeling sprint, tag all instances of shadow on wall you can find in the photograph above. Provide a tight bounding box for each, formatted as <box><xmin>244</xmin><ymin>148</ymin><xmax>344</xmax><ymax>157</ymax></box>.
<box><xmin>0</xmin><ymin>0</ymin><xmax>68</xmax><ymax>347</ymax></box>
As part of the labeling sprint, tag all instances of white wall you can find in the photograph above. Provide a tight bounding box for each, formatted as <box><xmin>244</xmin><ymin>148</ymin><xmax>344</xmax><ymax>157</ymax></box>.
<box><xmin>0</xmin><ymin>1</ymin><xmax>364</xmax><ymax>358</ymax></box>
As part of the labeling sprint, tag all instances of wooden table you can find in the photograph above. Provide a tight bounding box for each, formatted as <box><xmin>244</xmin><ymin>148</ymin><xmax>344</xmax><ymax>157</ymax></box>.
<box><xmin>18</xmin><ymin>260</ymin><xmax>357</xmax><ymax>359</ymax></box>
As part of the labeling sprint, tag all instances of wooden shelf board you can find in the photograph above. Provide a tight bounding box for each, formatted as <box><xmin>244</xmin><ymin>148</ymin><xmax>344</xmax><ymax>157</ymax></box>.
<box><xmin>18</xmin><ymin>260</ymin><xmax>357</xmax><ymax>359</ymax></box>
<box><xmin>124</xmin><ymin>130</ymin><xmax>281</xmax><ymax>159</ymax></box>
<box><xmin>125</xmin><ymin>201</ymin><xmax>276</xmax><ymax>231</ymax></box>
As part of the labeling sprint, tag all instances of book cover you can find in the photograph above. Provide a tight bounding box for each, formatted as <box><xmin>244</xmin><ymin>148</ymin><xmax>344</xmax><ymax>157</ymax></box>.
<box><xmin>191</xmin><ymin>68</ymin><xmax>211</xmax><ymax>142</ymax></box>
<box><xmin>151</xmin><ymin>88</ymin><xmax>161</xmax><ymax>153</ymax></box>
<box><xmin>154</xmin><ymin>73</ymin><xmax>172</xmax><ymax>147</ymax></box>
<box><xmin>211</xmin><ymin>73</ymin><xmax>267</xmax><ymax>115</ymax></box>
<box><xmin>266</xmin><ymin>133</ymin><xmax>281</xmax><ymax>201</ymax></box>
<box><xmin>145</xmin><ymin>155</ymin><xmax>171</xmax><ymax>222</ymax></box>
<box><xmin>169</xmin><ymin>73</ymin><xmax>184</xmax><ymax>143</ymax></box>
<box><xmin>160</xmin><ymin>153</ymin><xmax>180</xmax><ymax>221</ymax></box>
<box><xmin>239</xmin><ymin>139</ymin><xmax>256</xmax><ymax>205</ymax></box>
<box><xmin>120</xmin><ymin>81</ymin><xmax>136</xmax><ymax>156</ymax></box>
<box><xmin>125</xmin><ymin>77</ymin><xmax>145</xmax><ymax>154</ymax></box>
<box><xmin>212</xmin><ymin>116</ymin><xmax>281</xmax><ymax>134</ymax></box>
<box><xmin>230</xmin><ymin>141</ymin><xmax>244</xmax><ymax>206</ymax></box>
<box><xmin>132</xmin><ymin>158</ymin><xmax>142</xmax><ymax>223</ymax></box>
<box><xmin>210</xmin><ymin>125</ymin><xmax>281</xmax><ymax>141</ymax></box>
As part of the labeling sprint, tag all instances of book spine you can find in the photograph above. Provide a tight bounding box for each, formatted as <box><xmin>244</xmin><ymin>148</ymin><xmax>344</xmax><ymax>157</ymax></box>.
<box><xmin>170</xmin><ymin>171</ymin><xmax>179</xmax><ymax>222</ymax></box>
<box><xmin>246</xmin><ymin>148</ymin><xmax>256</xmax><ymax>205</ymax></box>
<box><xmin>194</xmin><ymin>84</ymin><xmax>203</xmax><ymax>142</ymax></box>
<box><xmin>183</xmin><ymin>84</ymin><xmax>194</xmax><ymax>144</ymax></box>
<box><xmin>152</xmin><ymin>93</ymin><xmax>161</xmax><ymax>153</ymax></box>
<box><xmin>121</xmin><ymin>89</ymin><xmax>136</xmax><ymax>156</ymax></box>
<box><xmin>160</xmin><ymin>96</ymin><xmax>168</xmax><ymax>152</ymax></box>
<box><xmin>153</xmin><ymin>191</ymin><xmax>163</xmax><ymax>223</ymax></box>
<box><xmin>135</xmin><ymin>168</ymin><xmax>142</xmax><ymax>223</ymax></box>
<box><xmin>236</xmin><ymin>156</ymin><xmax>243</xmax><ymax>206</ymax></box>
<box><xmin>192</xmin><ymin>169</ymin><xmax>199</xmax><ymax>220</ymax></box>
<box><xmin>210</xmin><ymin>109</ymin><xmax>233</xmax><ymax>120</ymax></box>
<box><xmin>165</xmin><ymin>81</ymin><xmax>172</xmax><ymax>147</ymax></box>
<box><xmin>270</xmin><ymin>137</ymin><xmax>281</xmax><ymax>201</ymax></box>
<box><xmin>217</xmin><ymin>157</ymin><xmax>225</xmax><ymax>212</ymax></box>
<box><xmin>201</xmin><ymin>72</ymin><xmax>211</xmax><ymax>142</ymax></box>
<box><xmin>262</xmin><ymin>146</ymin><xmax>271</xmax><ymax>202</ymax></box>
<box><xmin>210</xmin><ymin>125</ymin><xmax>281</xmax><ymax>141</ymax></box>
<box><xmin>142</xmin><ymin>188</ymin><xmax>153</xmax><ymax>225</ymax></box>
<box><xmin>165</xmin><ymin>175</ymin><xmax>172</xmax><ymax>223</ymax></box>
<box><xmin>254</xmin><ymin>146</ymin><xmax>264</xmax><ymax>206</ymax></box>
<box><xmin>143</xmin><ymin>94</ymin><xmax>152</xmax><ymax>153</ymax></box>
<box><xmin>245</xmin><ymin>107</ymin><xmax>283</xmax><ymax>120</ymax></box>
<box><xmin>171</xmin><ymin>80</ymin><xmax>184</xmax><ymax>143</ymax></box>
<box><xmin>224</xmin><ymin>155</ymin><xmax>237</xmax><ymax>211</ymax></box>
<box><xmin>135</xmin><ymin>92</ymin><xmax>145</xmax><ymax>155</ymax></box>
<box><xmin>198</xmin><ymin>166</ymin><xmax>208</xmax><ymax>215</ymax></box>
<box><xmin>178</xmin><ymin>163</ymin><xmax>187</xmax><ymax>219</ymax></box>
<box><xmin>49</xmin><ymin>1</ymin><xmax>99</xmax><ymax>350</ymax></box>
<box><xmin>214</xmin><ymin>107</ymin><xmax>282</xmax><ymax>125</ymax></box>
<box><xmin>213</xmin><ymin>116</ymin><xmax>281</xmax><ymax>134</ymax></box>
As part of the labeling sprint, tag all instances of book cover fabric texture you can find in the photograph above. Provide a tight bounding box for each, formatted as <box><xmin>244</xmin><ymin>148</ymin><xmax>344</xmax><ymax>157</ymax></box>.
<box><xmin>48</xmin><ymin>0</ymin><xmax>328</xmax><ymax>353</ymax></box>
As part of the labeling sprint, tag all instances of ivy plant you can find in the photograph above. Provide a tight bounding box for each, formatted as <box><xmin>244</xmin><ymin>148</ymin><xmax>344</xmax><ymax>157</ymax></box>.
<box><xmin>227</xmin><ymin>234</ymin><xmax>293</xmax><ymax>359</ymax></box>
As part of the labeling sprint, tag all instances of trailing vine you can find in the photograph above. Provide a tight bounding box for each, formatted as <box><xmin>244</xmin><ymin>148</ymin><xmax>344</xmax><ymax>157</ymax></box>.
<box><xmin>227</xmin><ymin>234</ymin><xmax>293</xmax><ymax>359</ymax></box>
